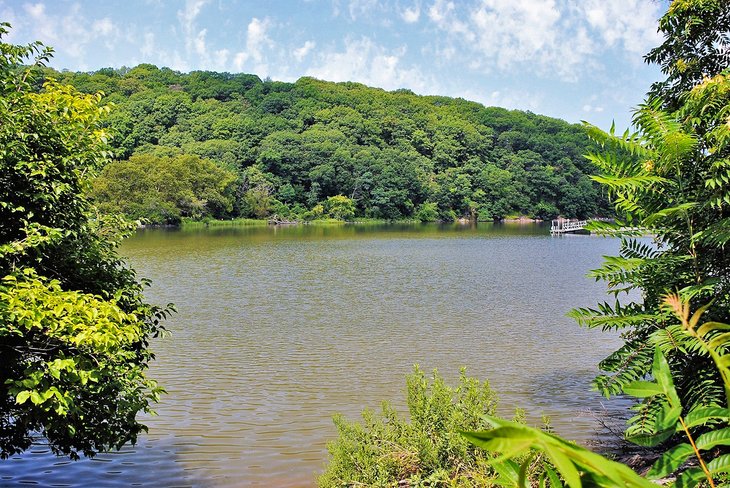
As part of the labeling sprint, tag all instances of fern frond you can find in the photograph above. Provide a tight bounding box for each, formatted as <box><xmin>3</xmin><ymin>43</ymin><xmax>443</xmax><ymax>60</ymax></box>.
<box><xmin>695</xmin><ymin>217</ymin><xmax>730</xmax><ymax>247</ymax></box>
<box><xmin>595</xmin><ymin>339</ymin><xmax>654</xmax><ymax>397</ymax></box>
<box><xmin>634</xmin><ymin>101</ymin><xmax>697</xmax><ymax>166</ymax></box>
<box><xmin>620</xmin><ymin>238</ymin><xmax>659</xmax><ymax>260</ymax></box>
<box><xmin>626</xmin><ymin>396</ymin><xmax>670</xmax><ymax>439</ymax></box>
<box><xmin>651</xmin><ymin>324</ymin><xmax>696</xmax><ymax>354</ymax></box>
<box><xmin>582</xmin><ymin>121</ymin><xmax>655</xmax><ymax>159</ymax></box>
<box><xmin>643</xmin><ymin>202</ymin><xmax>699</xmax><ymax>227</ymax></box>
<box><xmin>568</xmin><ymin>300</ymin><xmax>651</xmax><ymax>331</ymax></box>
<box><xmin>588</xmin><ymin>255</ymin><xmax>646</xmax><ymax>291</ymax></box>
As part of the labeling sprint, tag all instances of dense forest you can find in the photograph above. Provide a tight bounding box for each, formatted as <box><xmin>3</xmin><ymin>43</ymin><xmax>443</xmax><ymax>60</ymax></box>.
<box><xmin>44</xmin><ymin>65</ymin><xmax>611</xmax><ymax>224</ymax></box>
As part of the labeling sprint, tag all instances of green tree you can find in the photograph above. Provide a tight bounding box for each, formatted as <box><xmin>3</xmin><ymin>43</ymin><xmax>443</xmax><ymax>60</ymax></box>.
<box><xmin>571</xmin><ymin>0</ymin><xmax>730</xmax><ymax>451</ymax></box>
<box><xmin>322</xmin><ymin>195</ymin><xmax>355</xmax><ymax>220</ymax></box>
<box><xmin>0</xmin><ymin>25</ymin><xmax>169</xmax><ymax>460</ymax></box>
<box><xmin>238</xmin><ymin>164</ymin><xmax>280</xmax><ymax>218</ymax></box>
<box><xmin>646</xmin><ymin>0</ymin><xmax>729</xmax><ymax>109</ymax></box>
<box><xmin>93</xmin><ymin>154</ymin><xmax>237</xmax><ymax>224</ymax></box>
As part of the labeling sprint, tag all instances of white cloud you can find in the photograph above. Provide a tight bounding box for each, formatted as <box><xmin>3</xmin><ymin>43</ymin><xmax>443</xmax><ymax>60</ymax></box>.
<box><xmin>428</xmin><ymin>0</ymin><xmax>473</xmax><ymax>41</ymax></box>
<box><xmin>233</xmin><ymin>51</ymin><xmax>248</xmax><ymax>72</ymax></box>
<box><xmin>140</xmin><ymin>32</ymin><xmax>155</xmax><ymax>58</ymax></box>
<box><xmin>233</xmin><ymin>17</ymin><xmax>273</xmax><ymax>72</ymax></box>
<box><xmin>92</xmin><ymin>18</ymin><xmax>115</xmax><ymax>36</ymax></box>
<box><xmin>461</xmin><ymin>87</ymin><xmax>543</xmax><ymax>112</ymax></box>
<box><xmin>348</xmin><ymin>0</ymin><xmax>382</xmax><ymax>20</ymax></box>
<box><xmin>193</xmin><ymin>28</ymin><xmax>207</xmax><ymax>58</ymax></box>
<box><xmin>177</xmin><ymin>0</ymin><xmax>210</xmax><ymax>57</ymax></box>
<box><xmin>470</xmin><ymin>0</ymin><xmax>561</xmax><ymax>71</ymax></box>
<box><xmin>401</xmin><ymin>3</ymin><xmax>420</xmax><ymax>23</ymax></box>
<box><xmin>580</xmin><ymin>0</ymin><xmax>662</xmax><ymax>55</ymax></box>
<box><xmin>178</xmin><ymin>0</ymin><xmax>209</xmax><ymax>35</ymax></box>
<box><xmin>23</xmin><ymin>3</ymin><xmax>57</xmax><ymax>42</ymax></box>
<box><xmin>18</xmin><ymin>3</ymin><xmax>123</xmax><ymax>63</ymax></box>
<box><xmin>424</xmin><ymin>0</ymin><xmax>663</xmax><ymax>82</ymax></box>
<box><xmin>582</xmin><ymin>104</ymin><xmax>605</xmax><ymax>113</ymax></box>
<box><xmin>293</xmin><ymin>40</ymin><xmax>316</xmax><ymax>61</ymax></box>
<box><xmin>246</xmin><ymin>17</ymin><xmax>271</xmax><ymax>62</ymax></box>
<box><xmin>306</xmin><ymin>37</ymin><xmax>433</xmax><ymax>92</ymax></box>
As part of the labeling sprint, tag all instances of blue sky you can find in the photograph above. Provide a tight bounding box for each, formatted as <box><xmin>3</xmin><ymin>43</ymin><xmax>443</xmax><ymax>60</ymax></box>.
<box><xmin>2</xmin><ymin>0</ymin><xmax>668</xmax><ymax>129</ymax></box>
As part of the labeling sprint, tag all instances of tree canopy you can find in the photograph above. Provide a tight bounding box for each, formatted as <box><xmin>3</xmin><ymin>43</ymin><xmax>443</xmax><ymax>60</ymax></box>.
<box><xmin>0</xmin><ymin>24</ymin><xmax>169</xmax><ymax>459</ymax></box>
<box><xmin>43</xmin><ymin>65</ymin><xmax>612</xmax><ymax>223</ymax></box>
<box><xmin>571</xmin><ymin>0</ymin><xmax>730</xmax><ymax>460</ymax></box>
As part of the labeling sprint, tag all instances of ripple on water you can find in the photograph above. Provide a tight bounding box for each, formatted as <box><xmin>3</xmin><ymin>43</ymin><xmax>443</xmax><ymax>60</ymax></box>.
<box><xmin>0</xmin><ymin>224</ymin><xmax>641</xmax><ymax>487</ymax></box>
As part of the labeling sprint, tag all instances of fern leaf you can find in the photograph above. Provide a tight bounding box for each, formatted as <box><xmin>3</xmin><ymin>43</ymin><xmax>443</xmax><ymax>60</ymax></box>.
<box><xmin>684</xmin><ymin>406</ymin><xmax>730</xmax><ymax>429</ymax></box>
<box><xmin>646</xmin><ymin>443</ymin><xmax>693</xmax><ymax>479</ymax></box>
<box><xmin>695</xmin><ymin>427</ymin><xmax>730</xmax><ymax>450</ymax></box>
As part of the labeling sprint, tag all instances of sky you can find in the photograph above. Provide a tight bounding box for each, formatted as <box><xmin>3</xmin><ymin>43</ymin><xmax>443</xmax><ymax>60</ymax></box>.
<box><xmin>2</xmin><ymin>0</ymin><xmax>669</xmax><ymax>129</ymax></box>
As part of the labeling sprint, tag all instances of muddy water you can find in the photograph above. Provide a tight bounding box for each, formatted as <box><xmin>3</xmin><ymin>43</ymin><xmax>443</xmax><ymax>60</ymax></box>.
<box><xmin>0</xmin><ymin>223</ymin><xmax>633</xmax><ymax>487</ymax></box>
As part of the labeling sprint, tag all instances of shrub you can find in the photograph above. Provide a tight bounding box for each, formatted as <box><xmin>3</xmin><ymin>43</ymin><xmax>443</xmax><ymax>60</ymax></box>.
<box><xmin>319</xmin><ymin>367</ymin><xmax>500</xmax><ymax>487</ymax></box>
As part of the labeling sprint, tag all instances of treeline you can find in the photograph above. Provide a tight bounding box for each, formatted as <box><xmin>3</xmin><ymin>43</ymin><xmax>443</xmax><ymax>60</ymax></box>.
<box><xmin>45</xmin><ymin>65</ymin><xmax>612</xmax><ymax>224</ymax></box>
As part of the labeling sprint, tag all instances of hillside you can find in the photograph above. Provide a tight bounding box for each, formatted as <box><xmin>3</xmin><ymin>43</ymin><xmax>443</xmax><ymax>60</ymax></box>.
<box><xmin>47</xmin><ymin>64</ymin><xmax>611</xmax><ymax>223</ymax></box>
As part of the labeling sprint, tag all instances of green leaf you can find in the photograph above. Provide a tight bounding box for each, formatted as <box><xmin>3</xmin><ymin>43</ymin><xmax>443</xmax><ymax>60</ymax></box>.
<box><xmin>626</xmin><ymin>428</ymin><xmax>675</xmax><ymax>447</ymax></box>
<box><xmin>708</xmin><ymin>332</ymin><xmax>730</xmax><ymax>350</ymax></box>
<box><xmin>15</xmin><ymin>390</ymin><xmax>30</xmax><ymax>404</ymax></box>
<box><xmin>30</xmin><ymin>390</ymin><xmax>42</xmax><ymax>405</ymax></box>
<box><xmin>624</xmin><ymin>380</ymin><xmax>663</xmax><ymax>398</ymax></box>
<box><xmin>707</xmin><ymin>453</ymin><xmax>730</xmax><ymax>475</ymax></box>
<box><xmin>655</xmin><ymin>404</ymin><xmax>682</xmax><ymax>431</ymax></box>
<box><xmin>697</xmin><ymin>322</ymin><xmax>730</xmax><ymax>338</ymax></box>
<box><xmin>545</xmin><ymin>450</ymin><xmax>581</xmax><ymax>488</ymax></box>
<box><xmin>651</xmin><ymin>348</ymin><xmax>680</xmax><ymax>405</ymax></box>
<box><xmin>696</xmin><ymin>427</ymin><xmax>730</xmax><ymax>450</ymax></box>
<box><xmin>518</xmin><ymin>453</ymin><xmax>535</xmax><ymax>488</ymax></box>
<box><xmin>545</xmin><ymin>465</ymin><xmax>562</xmax><ymax>488</ymax></box>
<box><xmin>674</xmin><ymin>467</ymin><xmax>706</xmax><ymax>488</ymax></box>
<box><xmin>461</xmin><ymin>428</ymin><xmax>534</xmax><ymax>461</ymax></box>
<box><xmin>646</xmin><ymin>443</ymin><xmax>693</xmax><ymax>479</ymax></box>
<box><xmin>684</xmin><ymin>406</ymin><xmax>730</xmax><ymax>428</ymax></box>
<box><xmin>492</xmin><ymin>459</ymin><xmax>520</xmax><ymax>487</ymax></box>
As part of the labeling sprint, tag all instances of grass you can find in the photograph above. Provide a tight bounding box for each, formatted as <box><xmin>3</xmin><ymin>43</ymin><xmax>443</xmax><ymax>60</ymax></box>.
<box><xmin>181</xmin><ymin>218</ymin><xmax>269</xmax><ymax>228</ymax></box>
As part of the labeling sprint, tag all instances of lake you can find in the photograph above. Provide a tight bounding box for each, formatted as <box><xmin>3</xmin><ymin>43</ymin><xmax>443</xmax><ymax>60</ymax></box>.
<box><xmin>0</xmin><ymin>222</ymin><xmax>634</xmax><ymax>487</ymax></box>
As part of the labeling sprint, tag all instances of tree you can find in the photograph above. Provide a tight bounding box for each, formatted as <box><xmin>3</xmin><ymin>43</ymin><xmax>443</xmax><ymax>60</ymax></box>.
<box><xmin>0</xmin><ymin>24</ymin><xmax>169</xmax><ymax>460</ymax></box>
<box><xmin>571</xmin><ymin>0</ymin><xmax>730</xmax><ymax>449</ymax></box>
<box><xmin>322</xmin><ymin>195</ymin><xmax>355</xmax><ymax>221</ymax></box>
<box><xmin>46</xmin><ymin>60</ymin><xmax>605</xmax><ymax>222</ymax></box>
<box><xmin>92</xmin><ymin>154</ymin><xmax>238</xmax><ymax>224</ymax></box>
<box><xmin>646</xmin><ymin>0</ymin><xmax>730</xmax><ymax>109</ymax></box>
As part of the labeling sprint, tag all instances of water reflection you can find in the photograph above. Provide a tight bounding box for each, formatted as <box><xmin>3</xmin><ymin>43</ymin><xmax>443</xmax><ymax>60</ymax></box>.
<box><xmin>0</xmin><ymin>223</ymin><xmax>635</xmax><ymax>487</ymax></box>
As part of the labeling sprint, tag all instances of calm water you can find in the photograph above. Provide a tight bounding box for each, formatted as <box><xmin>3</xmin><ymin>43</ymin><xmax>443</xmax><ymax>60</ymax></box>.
<box><xmin>1</xmin><ymin>223</ymin><xmax>634</xmax><ymax>487</ymax></box>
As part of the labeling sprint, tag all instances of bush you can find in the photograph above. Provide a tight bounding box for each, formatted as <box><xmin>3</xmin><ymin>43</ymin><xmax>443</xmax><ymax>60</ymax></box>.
<box><xmin>415</xmin><ymin>202</ymin><xmax>439</xmax><ymax>222</ymax></box>
<box><xmin>319</xmin><ymin>367</ymin><xmax>500</xmax><ymax>487</ymax></box>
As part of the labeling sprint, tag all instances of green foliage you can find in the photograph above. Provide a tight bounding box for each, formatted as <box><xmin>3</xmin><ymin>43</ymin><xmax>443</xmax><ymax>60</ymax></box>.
<box><xmin>458</xmin><ymin>4</ymin><xmax>730</xmax><ymax>487</ymax></box>
<box><xmin>92</xmin><ymin>154</ymin><xmax>238</xmax><ymax>224</ymax></box>
<box><xmin>0</xmin><ymin>24</ymin><xmax>169</xmax><ymax>459</ymax></box>
<box><xmin>0</xmin><ymin>271</ymin><xmax>165</xmax><ymax>458</ymax></box>
<box><xmin>646</xmin><ymin>0</ymin><xmax>730</xmax><ymax>109</ymax></box>
<box><xmin>462</xmin><ymin>416</ymin><xmax>655</xmax><ymax>488</ymax></box>
<box><xmin>322</xmin><ymin>195</ymin><xmax>355</xmax><ymax>221</ymax></box>
<box><xmin>415</xmin><ymin>202</ymin><xmax>440</xmax><ymax>222</ymax></box>
<box><xmin>464</xmin><ymin>297</ymin><xmax>730</xmax><ymax>487</ymax></box>
<box><xmin>318</xmin><ymin>367</ymin><xmax>500</xmax><ymax>487</ymax></box>
<box><xmin>47</xmin><ymin>64</ymin><xmax>610</xmax><ymax>222</ymax></box>
<box><xmin>570</xmin><ymin>2</ymin><xmax>730</xmax><ymax>447</ymax></box>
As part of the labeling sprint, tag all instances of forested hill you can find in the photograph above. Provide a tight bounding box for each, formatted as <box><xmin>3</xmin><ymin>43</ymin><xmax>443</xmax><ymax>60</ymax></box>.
<box><xmin>48</xmin><ymin>64</ymin><xmax>611</xmax><ymax>223</ymax></box>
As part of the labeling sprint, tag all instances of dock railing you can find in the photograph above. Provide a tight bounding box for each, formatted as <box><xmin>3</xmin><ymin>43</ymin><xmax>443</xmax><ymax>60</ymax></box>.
<box><xmin>550</xmin><ymin>218</ymin><xmax>588</xmax><ymax>234</ymax></box>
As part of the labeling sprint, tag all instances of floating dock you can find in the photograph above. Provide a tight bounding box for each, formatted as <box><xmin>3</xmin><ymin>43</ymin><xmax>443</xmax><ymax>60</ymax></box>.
<box><xmin>550</xmin><ymin>218</ymin><xmax>588</xmax><ymax>235</ymax></box>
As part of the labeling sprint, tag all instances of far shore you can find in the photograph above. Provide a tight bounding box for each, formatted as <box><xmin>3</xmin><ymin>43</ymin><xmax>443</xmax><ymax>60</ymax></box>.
<box><xmin>134</xmin><ymin>216</ymin><xmax>575</xmax><ymax>229</ymax></box>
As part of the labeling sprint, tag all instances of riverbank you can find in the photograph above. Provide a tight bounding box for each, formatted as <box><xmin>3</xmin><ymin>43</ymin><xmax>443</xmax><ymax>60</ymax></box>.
<box><xmin>176</xmin><ymin>216</ymin><xmax>553</xmax><ymax>229</ymax></box>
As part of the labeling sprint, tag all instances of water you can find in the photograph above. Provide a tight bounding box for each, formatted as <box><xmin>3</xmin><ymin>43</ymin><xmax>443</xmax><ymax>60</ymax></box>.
<box><xmin>0</xmin><ymin>223</ymin><xmax>634</xmax><ymax>487</ymax></box>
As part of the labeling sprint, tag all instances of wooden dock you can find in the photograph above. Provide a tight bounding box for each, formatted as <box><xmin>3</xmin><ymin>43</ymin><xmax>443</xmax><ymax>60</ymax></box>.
<box><xmin>550</xmin><ymin>219</ymin><xmax>588</xmax><ymax>235</ymax></box>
